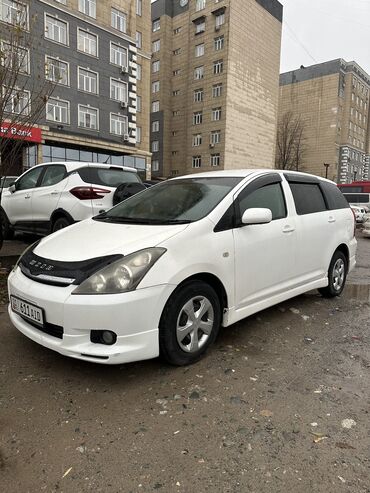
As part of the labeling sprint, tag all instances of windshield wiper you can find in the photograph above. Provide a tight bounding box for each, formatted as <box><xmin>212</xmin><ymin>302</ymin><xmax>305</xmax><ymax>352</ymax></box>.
<box><xmin>93</xmin><ymin>216</ymin><xmax>191</xmax><ymax>225</ymax></box>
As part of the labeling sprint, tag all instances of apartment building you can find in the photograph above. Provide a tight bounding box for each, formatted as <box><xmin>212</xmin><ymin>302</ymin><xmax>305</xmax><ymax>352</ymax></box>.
<box><xmin>279</xmin><ymin>60</ymin><xmax>370</xmax><ymax>183</ymax></box>
<box><xmin>150</xmin><ymin>0</ymin><xmax>283</xmax><ymax>178</ymax></box>
<box><xmin>0</xmin><ymin>0</ymin><xmax>151</xmax><ymax>177</ymax></box>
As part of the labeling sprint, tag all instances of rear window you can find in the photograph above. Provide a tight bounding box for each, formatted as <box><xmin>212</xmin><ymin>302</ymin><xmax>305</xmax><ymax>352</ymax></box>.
<box><xmin>320</xmin><ymin>182</ymin><xmax>349</xmax><ymax>210</ymax></box>
<box><xmin>77</xmin><ymin>167</ymin><xmax>141</xmax><ymax>187</ymax></box>
<box><xmin>289</xmin><ymin>182</ymin><xmax>327</xmax><ymax>215</ymax></box>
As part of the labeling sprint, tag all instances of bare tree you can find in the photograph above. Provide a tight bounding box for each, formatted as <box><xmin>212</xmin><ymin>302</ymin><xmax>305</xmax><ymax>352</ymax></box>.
<box><xmin>0</xmin><ymin>11</ymin><xmax>56</xmax><ymax>176</ymax></box>
<box><xmin>275</xmin><ymin>111</ymin><xmax>306</xmax><ymax>171</ymax></box>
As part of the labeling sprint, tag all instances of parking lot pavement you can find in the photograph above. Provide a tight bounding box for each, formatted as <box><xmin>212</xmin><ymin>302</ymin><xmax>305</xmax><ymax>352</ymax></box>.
<box><xmin>0</xmin><ymin>234</ymin><xmax>369</xmax><ymax>492</ymax></box>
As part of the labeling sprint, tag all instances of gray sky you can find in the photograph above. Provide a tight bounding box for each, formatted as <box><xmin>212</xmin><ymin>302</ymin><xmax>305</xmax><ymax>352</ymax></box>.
<box><xmin>280</xmin><ymin>0</ymin><xmax>370</xmax><ymax>75</ymax></box>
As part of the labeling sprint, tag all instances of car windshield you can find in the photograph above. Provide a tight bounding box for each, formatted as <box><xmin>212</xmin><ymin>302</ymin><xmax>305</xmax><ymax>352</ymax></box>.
<box><xmin>94</xmin><ymin>177</ymin><xmax>242</xmax><ymax>224</ymax></box>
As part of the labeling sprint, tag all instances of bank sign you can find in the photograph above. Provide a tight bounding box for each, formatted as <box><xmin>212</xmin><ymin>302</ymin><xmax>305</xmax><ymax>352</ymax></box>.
<box><xmin>0</xmin><ymin>123</ymin><xmax>42</xmax><ymax>143</ymax></box>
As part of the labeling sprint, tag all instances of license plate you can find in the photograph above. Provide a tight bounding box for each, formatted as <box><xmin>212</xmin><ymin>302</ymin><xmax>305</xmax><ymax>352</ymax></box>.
<box><xmin>11</xmin><ymin>296</ymin><xmax>44</xmax><ymax>326</ymax></box>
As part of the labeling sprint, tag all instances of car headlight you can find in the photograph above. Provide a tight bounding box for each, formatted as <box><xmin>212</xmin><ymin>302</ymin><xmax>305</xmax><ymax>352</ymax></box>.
<box><xmin>12</xmin><ymin>240</ymin><xmax>41</xmax><ymax>272</ymax></box>
<box><xmin>72</xmin><ymin>248</ymin><xmax>166</xmax><ymax>295</ymax></box>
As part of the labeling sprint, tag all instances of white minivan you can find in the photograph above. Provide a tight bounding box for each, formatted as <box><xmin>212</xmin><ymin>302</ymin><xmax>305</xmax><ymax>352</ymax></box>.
<box><xmin>8</xmin><ymin>170</ymin><xmax>357</xmax><ymax>366</ymax></box>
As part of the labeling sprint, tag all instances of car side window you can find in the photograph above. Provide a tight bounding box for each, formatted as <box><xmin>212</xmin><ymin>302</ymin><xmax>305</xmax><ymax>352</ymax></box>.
<box><xmin>238</xmin><ymin>183</ymin><xmax>287</xmax><ymax>220</ymax></box>
<box><xmin>320</xmin><ymin>182</ymin><xmax>350</xmax><ymax>210</ymax></box>
<box><xmin>40</xmin><ymin>165</ymin><xmax>66</xmax><ymax>187</ymax></box>
<box><xmin>16</xmin><ymin>167</ymin><xmax>44</xmax><ymax>191</ymax></box>
<box><xmin>289</xmin><ymin>183</ymin><xmax>327</xmax><ymax>215</ymax></box>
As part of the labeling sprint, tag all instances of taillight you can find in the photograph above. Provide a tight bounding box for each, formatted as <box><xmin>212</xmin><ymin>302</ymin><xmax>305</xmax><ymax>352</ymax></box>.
<box><xmin>70</xmin><ymin>187</ymin><xmax>111</xmax><ymax>200</ymax></box>
<box><xmin>351</xmin><ymin>208</ymin><xmax>356</xmax><ymax>237</ymax></box>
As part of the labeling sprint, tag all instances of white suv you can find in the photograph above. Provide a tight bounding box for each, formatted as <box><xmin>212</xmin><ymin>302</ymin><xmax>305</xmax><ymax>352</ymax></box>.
<box><xmin>8</xmin><ymin>170</ymin><xmax>357</xmax><ymax>366</ymax></box>
<box><xmin>1</xmin><ymin>162</ymin><xmax>143</xmax><ymax>238</ymax></box>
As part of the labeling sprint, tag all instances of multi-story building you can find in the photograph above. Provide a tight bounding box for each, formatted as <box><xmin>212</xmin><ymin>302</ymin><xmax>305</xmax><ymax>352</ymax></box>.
<box><xmin>150</xmin><ymin>0</ymin><xmax>283</xmax><ymax>178</ymax></box>
<box><xmin>279</xmin><ymin>59</ymin><xmax>370</xmax><ymax>183</ymax></box>
<box><xmin>0</xmin><ymin>0</ymin><xmax>151</xmax><ymax>177</ymax></box>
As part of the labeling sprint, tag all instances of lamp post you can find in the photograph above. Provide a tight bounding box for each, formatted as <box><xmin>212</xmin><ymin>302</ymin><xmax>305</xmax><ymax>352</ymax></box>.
<box><xmin>323</xmin><ymin>163</ymin><xmax>330</xmax><ymax>179</ymax></box>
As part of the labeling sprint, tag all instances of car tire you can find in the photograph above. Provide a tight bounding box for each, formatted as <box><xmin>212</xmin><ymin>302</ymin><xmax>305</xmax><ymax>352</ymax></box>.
<box><xmin>0</xmin><ymin>210</ymin><xmax>14</xmax><ymax>240</ymax></box>
<box><xmin>52</xmin><ymin>217</ymin><xmax>72</xmax><ymax>233</ymax></box>
<box><xmin>318</xmin><ymin>250</ymin><xmax>348</xmax><ymax>298</ymax></box>
<box><xmin>159</xmin><ymin>281</ymin><xmax>221</xmax><ymax>366</ymax></box>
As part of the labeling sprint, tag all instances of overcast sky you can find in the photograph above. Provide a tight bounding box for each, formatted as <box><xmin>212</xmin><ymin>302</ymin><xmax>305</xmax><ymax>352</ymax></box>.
<box><xmin>280</xmin><ymin>0</ymin><xmax>370</xmax><ymax>75</ymax></box>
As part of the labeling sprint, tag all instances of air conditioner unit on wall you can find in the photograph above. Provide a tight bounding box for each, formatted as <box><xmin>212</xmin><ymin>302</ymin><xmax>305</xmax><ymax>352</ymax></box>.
<box><xmin>123</xmin><ymin>134</ymin><xmax>130</xmax><ymax>142</ymax></box>
<box><xmin>215</xmin><ymin>25</ymin><xmax>221</xmax><ymax>31</ymax></box>
<box><xmin>120</xmin><ymin>65</ymin><xmax>128</xmax><ymax>74</ymax></box>
<box><xmin>209</xmin><ymin>143</ymin><xmax>215</xmax><ymax>148</ymax></box>
<box><xmin>120</xmin><ymin>101</ymin><xmax>128</xmax><ymax>109</ymax></box>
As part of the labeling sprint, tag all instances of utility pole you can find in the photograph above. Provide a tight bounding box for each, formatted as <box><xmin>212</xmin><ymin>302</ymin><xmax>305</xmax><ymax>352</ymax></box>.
<box><xmin>323</xmin><ymin>163</ymin><xmax>330</xmax><ymax>179</ymax></box>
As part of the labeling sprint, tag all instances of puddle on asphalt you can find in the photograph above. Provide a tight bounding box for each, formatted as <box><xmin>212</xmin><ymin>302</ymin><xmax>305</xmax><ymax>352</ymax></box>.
<box><xmin>345</xmin><ymin>284</ymin><xmax>370</xmax><ymax>302</ymax></box>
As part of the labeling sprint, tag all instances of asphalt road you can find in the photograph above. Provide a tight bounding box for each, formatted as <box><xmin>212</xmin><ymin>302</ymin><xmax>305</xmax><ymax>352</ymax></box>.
<box><xmin>0</xmin><ymin>235</ymin><xmax>369</xmax><ymax>492</ymax></box>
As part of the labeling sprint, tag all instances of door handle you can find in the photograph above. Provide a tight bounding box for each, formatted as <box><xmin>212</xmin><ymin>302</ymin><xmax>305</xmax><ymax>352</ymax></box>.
<box><xmin>24</xmin><ymin>194</ymin><xmax>31</xmax><ymax>199</ymax></box>
<box><xmin>328</xmin><ymin>216</ymin><xmax>336</xmax><ymax>223</ymax></box>
<box><xmin>50</xmin><ymin>191</ymin><xmax>59</xmax><ymax>195</ymax></box>
<box><xmin>282</xmin><ymin>225</ymin><xmax>295</xmax><ymax>233</ymax></box>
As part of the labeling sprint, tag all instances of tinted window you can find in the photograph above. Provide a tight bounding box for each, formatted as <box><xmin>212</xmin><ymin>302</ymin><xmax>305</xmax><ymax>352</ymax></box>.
<box><xmin>238</xmin><ymin>183</ymin><xmax>287</xmax><ymax>220</ymax></box>
<box><xmin>289</xmin><ymin>183</ymin><xmax>327</xmax><ymax>215</ymax></box>
<box><xmin>16</xmin><ymin>167</ymin><xmax>44</xmax><ymax>191</ymax></box>
<box><xmin>40</xmin><ymin>165</ymin><xmax>66</xmax><ymax>187</ymax></box>
<box><xmin>77</xmin><ymin>167</ymin><xmax>141</xmax><ymax>187</ymax></box>
<box><xmin>320</xmin><ymin>182</ymin><xmax>349</xmax><ymax>210</ymax></box>
<box><xmin>343</xmin><ymin>193</ymin><xmax>370</xmax><ymax>204</ymax></box>
<box><xmin>338</xmin><ymin>186</ymin><xmax>362</xmax><ymax>193</ymax></box>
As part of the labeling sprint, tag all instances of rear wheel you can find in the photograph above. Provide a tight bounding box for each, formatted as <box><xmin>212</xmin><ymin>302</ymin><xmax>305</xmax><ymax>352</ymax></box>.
<box><xmin>319</xmin><ymin>250</ymin><xmax>347</xmax><ymax>298</ymax></box>
<box><xmin>159</xmin><ymin>281</ymin><xmax>221</xmax><ymax>366</ymax></box>
<box><xmin>52</xmin><ymin>216</ymin><xmax>71</xmax><ymax>233</ymax></box>
<box><xmin>0</xmin><ymin>210</ymin><xmax>14</xmax><ymax>240</ymax></box>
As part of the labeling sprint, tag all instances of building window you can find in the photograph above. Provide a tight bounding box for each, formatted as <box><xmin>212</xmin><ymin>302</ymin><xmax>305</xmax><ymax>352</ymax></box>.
<box><xmin>1</xmin><ymin>41</ymin><xmax>29</xmax><ymax>73</ymax></box>
<box><xmin>110</xmin><ymin>42</ymin><xmax>128</xmax><ymax>67</ymax></box>
<box><xmin>173</xmin><ymin>90</ymin><xmax>180</xmax><ymax>96</ymax></box>
<box><xmin>214</xmin><ymin>35</ymin><xmax>224</xmax><ymax>50</ymax></box>
<box><xmin>152</xmin><ymin>120</ymin><xmax>159</xmax><ymax>132</ymax></box>
<box><xmin>136</xmin><ymin>63</ymin><xmax>142</xmax><ymax>80</ymax></box>
<box><xmin>136</xmin><ymin>0</ymin><xmax>142</xmax><ymax>16</ymax></box>
<box><xmin>192</xmin><ymin>134</ymin><xmax>202</xmax><ymax>147</ymax></box>
<box><xmin>173</xmin><ymin>69</ymin><xmax>180</xmax><ymax>76</ymax></box>
<box><xmin>192</xmin><ymin>156</ymin><xmax>202</xmax><ymax>168</ymax></box>
<box><xmin>136</xmin><ymin>95</ymin><xmax>141</xmax><ymax>112</ymax></box>
<box><xmin>111</xmin><ymin>8</ymin><xmax>126</xmax><ymax>33</ymax></box>
<box><xmin>136</xmin><ymin>126</ymin><xmax>141</xmax><ymax>143</ymax></box>
<box><xmin>174</xmin><ymin>26</ymin><xmax>182</xmax><ymax>35</ymax></box>
<box><xmin>152</xmin><ymin>100</ymin><xmax>159</xmax><ymax>112</ymax></box>
<box><xmin>152</xmin><ymin>18</ymin><xmax>160</xmax><ymax>32</ymax></box>
<box><xmin>45</xmin><ymin>56</ymin><xmax>68</xmax><ymax>85</ymax></box>
<box><xmin>152</xmin><ymin>39</ymin><xmax>160</xmax><ymax>52</ymax></box>
<box><xmin>194</xmin><ymin>88</ymin><xmax>204</xmax><ymax>102</ymax></box>
<box><xmin>213</xmin><ymin>59</ymin><xmax>223</xmax><ymax>74</ymax></box>
<box><xmin>195</xmin><ymin>43</ymin><xmax>204</xmax><ymax>57</ymax></box>
<box><xmin>4</xmin><ymin>88</ymin><xmax>29</xmax><ymax>115</ymax></box>
<box><xmin>77</xmin><ymin>28</ymin><xmax>98</xmax><ymax>57</ymax></box>
<box><xmin>195</xmin><ymin>20</ymin><xmax>205</xmax><ymax>34</ymax></box>
<box><xmin>212</xmin><ymin>83</ymin><xmax>222</xmax><ymax>97</ymax></box>
<box><xmin>0</xmin><ymin>0</ymin><xmax>28</xmax><ymax>28</ymax></box>
<box><xmin>78</xmin><ymin>105</ymin><xmax>98</xmax><ymax>130</ymax></box>
<box><xmin>173</xmin><ymin>110</ymin><xmax>180</xmax><ymax>116</ymax></box>
<box><xmin>78</xmin><ymin>67</ymin><xmax>98</xmax><ymax>94</ymax></box>
<box><xmin>45</xmin><ymin>14</ymin><xmax>68</xmax><ymax>45</ymax></box>
<box><xmin>152</xmin><ymin>160</ymin><xmax>159</xmax><ymax>172</ymax></box>
<box><xmin>110</xmin><ymin>78</ymin><xmax>128</xmax><ymax>102</ymax></box>
<box><xmin>194</xmin><ymin>66</ymin><xmax>204</xmax><ymax>80</ymax></box>
<box><xmin>152</xmin><ymin>81</ymin><xmax>160</xmax><ymax>93</ymax></box>
<box><xmin>210</xmin><ymin>153</ymin><xmax>220</xmax><ymax>166</ymax></box>
<box><xmin>152</xmin><ymin>140</ymin><xmax>159</xmax><ymax>152</ymax></box>
<box><xmin>173</xmin><ymin>48</ymin><xmax>181</xmax><ymax>55</ymax></box>
<box><xmin>215</xmin><ymin>12</ymin><xmax>225</xmax><ymax>29</ymax></box>
<box><xmin>46</xmin><ymin>98</ymin><xmax>69</xmax><ymax>124</ymax></box>
<box><xmin>196</xmin><ymin>0</ymin><xmax>206</xmax><ymax>12</ymax></box>
<box><xmin>110</xmin><ymin>113</ymin><xmax>128</xmax><ymax>135</ymax></box>
<box><xmin>193</xmin><ymin>111</ymin><xmax>203</xmax><ymax>125</ymax></box>
<box><xmin>212</xmin><ymin>107</ymin><xmax>221</xmax><ymax>121</ymax></box>
<box><xmin>152</xmin><ymin>60</ymin><xmax>160</xmax><ymax>73</ymax></box>
<box><xmin>210</xmin><ymin>130</ymin><xmax>221</xmax><ymax>144</ymax></box>
<box><xmin>79</xmin><ymin>0</ymin><xmax>96</xmax><ymax>18</ymax></box>
<box><xmin>136</xmin><ymin>31</ymin><xmax>142</xmax><ymax>48</ymax></box>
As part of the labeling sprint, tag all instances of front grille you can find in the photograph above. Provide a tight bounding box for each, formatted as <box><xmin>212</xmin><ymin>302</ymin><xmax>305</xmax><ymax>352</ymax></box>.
<box><xmin>21</xmin><ymin>317</ymin><xmax>64</xmax><ymax>339</ymax></box>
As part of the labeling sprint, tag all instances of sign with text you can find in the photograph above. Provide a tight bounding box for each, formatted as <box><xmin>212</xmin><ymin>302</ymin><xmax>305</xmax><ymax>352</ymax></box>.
<box><xmin>0</xmin><ymin>123</ymin><xmax>42</xmax><ymax>143</ymax></box>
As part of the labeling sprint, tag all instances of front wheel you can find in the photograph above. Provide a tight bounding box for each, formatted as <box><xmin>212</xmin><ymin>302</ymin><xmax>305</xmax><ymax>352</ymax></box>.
<box><xmin>159</xmin><ymin>281</ymin><xmax>221</xmax><ymax>366</ymax></box>
<box><xmin>318</xmin><ymin>250</ymin><xmax>347</xmax><ymax>298</ymax></box>
<box><xmin>1</xmin><ymin>210</ymin><xmax>14</xmax><ymax>240</ymax></box>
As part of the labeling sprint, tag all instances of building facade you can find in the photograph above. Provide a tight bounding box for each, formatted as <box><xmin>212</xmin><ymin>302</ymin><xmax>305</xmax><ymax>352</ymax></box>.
<box><xmin>0</xmin><ymin>0</ymin><xmax>151</xmax><ymax>177</ymax></box>
<box><xmin>279</xmin><ymin>60</ymin><xmax>370</xmax><ymax>183</ymax></box>
<box><xmin>150</xmin><ymin>0</ymin><xmax>283</xmax><ymax>178</ymax></box>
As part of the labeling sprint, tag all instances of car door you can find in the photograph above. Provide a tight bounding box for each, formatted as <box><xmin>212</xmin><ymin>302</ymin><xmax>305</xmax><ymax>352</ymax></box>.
<box><xmin>2</xmin><ymin>166</ymin><xmax>44</xmax><ymax>226</ymax></box>
<box><xmin>233</xmin><ymin>174</ymin><xmax>297</xmax><ymax>311</ymax></box>
<box><xmin>31</xmin><ymin>164</ymin><xmax>68</xmax><ymax>229</ymax></box>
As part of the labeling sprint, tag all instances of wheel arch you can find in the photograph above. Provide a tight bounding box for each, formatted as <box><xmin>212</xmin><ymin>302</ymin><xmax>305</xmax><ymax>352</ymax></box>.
<box><xmin>50</xmin><ymin>209</ymin><xmax>74</xmax><ymax>228</ymax></box>
<box><xmin>334</xmin><ymin>243</ymin><xmax>349</xmax><ymax>265</ymax></box>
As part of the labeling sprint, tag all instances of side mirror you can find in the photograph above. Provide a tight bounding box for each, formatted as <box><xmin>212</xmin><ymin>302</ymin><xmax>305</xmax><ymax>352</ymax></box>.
<box><xmin>241</xmin><ymin>208</ymin><xmax>272</xmax><ymax>225</ymax></box>
<box><xmin>9</xmin><ymin>184</ymin><xmax>16</xmax><ymax>193</ymax></box>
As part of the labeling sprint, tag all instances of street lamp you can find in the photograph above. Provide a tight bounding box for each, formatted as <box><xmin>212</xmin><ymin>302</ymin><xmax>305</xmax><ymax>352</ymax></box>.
<box><xmin>323</xmin><ymin>163</ymin><xmax>330</xmax><ymax>179</ymax></box>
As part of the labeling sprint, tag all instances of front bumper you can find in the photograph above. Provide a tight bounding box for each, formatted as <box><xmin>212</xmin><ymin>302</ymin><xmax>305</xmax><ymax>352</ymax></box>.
<box><xmin>8</xmin><ymin>267</ymin><xmax>175</xmax><ymax>365</ymax></box>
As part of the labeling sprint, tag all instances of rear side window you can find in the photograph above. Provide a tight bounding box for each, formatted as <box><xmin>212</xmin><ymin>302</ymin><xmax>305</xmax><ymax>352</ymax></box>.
<box><xmin>77</xmin><ymin>167</ymin><xmax>141</xmax><ymax>187</ymax></box>
<box><xmin>289</xmin><ymin>183</ymin><xmax>327</xmax><ymax>215</ymax></box>
<box><xmin>320</xmin><ymin>182</ymin><xmax>349</xmax><ymax>210</ymax></box>
<box><xmin>238</xmin><ymin>183</ymin><xmax>287</xmax><ymax>220</ymax></box>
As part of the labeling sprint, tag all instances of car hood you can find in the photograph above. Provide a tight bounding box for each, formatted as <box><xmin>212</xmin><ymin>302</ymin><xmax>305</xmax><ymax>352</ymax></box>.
<box><xmin>34</xmin><ymin>219</ymin><xmax>189</xmax><ymax>261</ymax></box>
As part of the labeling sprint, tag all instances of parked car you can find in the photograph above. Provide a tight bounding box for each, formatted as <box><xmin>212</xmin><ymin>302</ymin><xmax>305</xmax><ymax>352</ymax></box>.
<box><xmin>350</xmin><ymin>204</ymin><xmax>367</xmax><ymax>223</ymax></box>
<box><xmin>8</xmin><ymin>170</ymin><xmax>357</xmax><ymax>366</ymax></box>
<box><xmin>0</xmin><ymin>162</ymin><xmax>145</xmax><ymax>238</ymax></box>
<box><xmin>362</xmin><ymin>211</ymin><xmax>370</xmax><ymax>238</ymax></box>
